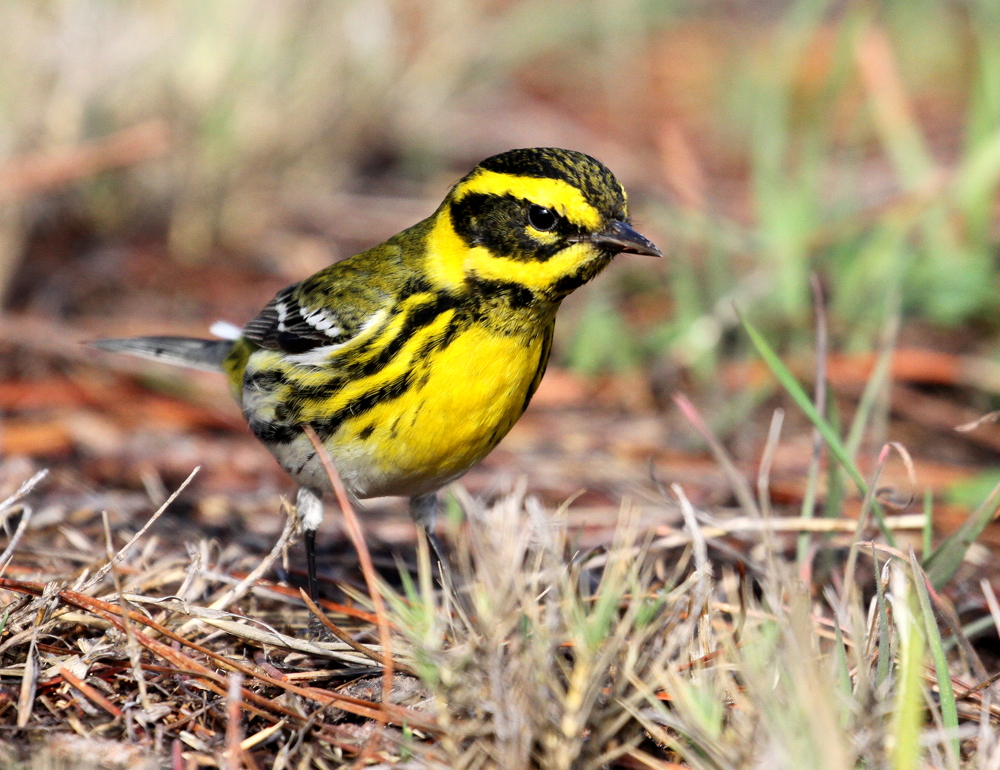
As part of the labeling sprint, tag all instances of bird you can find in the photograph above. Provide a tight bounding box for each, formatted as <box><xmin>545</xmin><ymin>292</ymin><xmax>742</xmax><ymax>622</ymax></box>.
<box><xmin>93</xmin><ymin>147</ymin><xmax>662</xmax><ymax>600</ymax></box>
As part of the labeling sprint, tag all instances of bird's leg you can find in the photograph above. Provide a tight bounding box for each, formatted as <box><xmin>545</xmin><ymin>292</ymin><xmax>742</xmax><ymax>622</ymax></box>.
<box><xmin>409</xmin><ymin>492</ymin><xmax>449</xmax><ymax>571</ymax></box>
<box><xmin>296</xmin><ymin>487</ymin><xmax>325</xmax><ymax>602</ymax></box>
<box><xmin>304</xmin><ymin>529</ymin><xmax>318</xmax><ymax>601</ymax></box>
<box><xmin>409</xmin><ymin>493</ymin><xmax>474</xmax><ymax>626</ymax></box>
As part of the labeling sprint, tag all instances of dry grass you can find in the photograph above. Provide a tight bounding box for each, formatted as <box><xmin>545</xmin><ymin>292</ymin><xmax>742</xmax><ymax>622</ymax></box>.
<box><xmin>0</xmin><ymin>459</ymin><xmax>998</xmax><ymax>768</ymax></box>
<box><xmin>392</xmin><ymin>485</ymin><xmax>1000</xmax><ymax>769</ymax></box>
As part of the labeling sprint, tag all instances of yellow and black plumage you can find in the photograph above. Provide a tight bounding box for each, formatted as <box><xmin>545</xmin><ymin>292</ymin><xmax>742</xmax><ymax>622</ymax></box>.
<box><xmin>95</xmin><ymin>147</ymin><xmax>662</xmax><ymax>597</ymax></box>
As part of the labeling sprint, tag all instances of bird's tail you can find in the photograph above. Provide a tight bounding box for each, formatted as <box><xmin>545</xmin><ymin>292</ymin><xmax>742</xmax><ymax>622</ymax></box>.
<box><xmin>90</xmin><ymin>336</ymin><xmax>235</xmax><ymax>372</ymax></box>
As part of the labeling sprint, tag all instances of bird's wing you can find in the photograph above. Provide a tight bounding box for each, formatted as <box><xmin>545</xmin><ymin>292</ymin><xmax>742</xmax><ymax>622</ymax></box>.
<box><xmin>241</xmin><ymin>283</ymin><xmax>344</xmax><ymax>352</ymax></box>
<box><xmin>241</xmin><ymin>256</ymin><xmax>395</xmax><ymax>355</ymax></box>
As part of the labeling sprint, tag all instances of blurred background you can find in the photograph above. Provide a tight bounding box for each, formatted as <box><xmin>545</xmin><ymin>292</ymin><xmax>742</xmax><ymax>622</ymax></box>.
<box><xmin>2</xmin><ymin>0</ymin><xmax>1000</xmax><ymax>555</ymax></box>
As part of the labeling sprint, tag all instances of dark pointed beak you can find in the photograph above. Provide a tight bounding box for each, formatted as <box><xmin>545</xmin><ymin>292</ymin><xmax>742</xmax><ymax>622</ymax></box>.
<box><xmin>578</xmin><ymin>220</ymin><xmax>663</xmax><ymax>257</ymax></box>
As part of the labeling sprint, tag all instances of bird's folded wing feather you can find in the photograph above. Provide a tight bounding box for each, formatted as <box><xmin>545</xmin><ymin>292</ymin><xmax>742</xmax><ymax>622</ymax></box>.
<box><xmin>241</xmin><ymin>257</ymin><xmax>394</xmax><ymax>355</ymax></box>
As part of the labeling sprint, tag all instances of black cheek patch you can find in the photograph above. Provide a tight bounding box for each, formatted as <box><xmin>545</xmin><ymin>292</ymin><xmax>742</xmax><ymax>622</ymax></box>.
<box><xmin>452</xmin><ymin>194</ymin><xmax>575</xmax><ymax>263</ymax></box>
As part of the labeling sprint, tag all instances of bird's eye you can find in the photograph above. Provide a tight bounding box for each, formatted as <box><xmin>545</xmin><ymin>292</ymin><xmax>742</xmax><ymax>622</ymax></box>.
<box><xmin>527</xmin><ymin>205</ymin><xmax>558</xmax><ymax>232</ymax></box>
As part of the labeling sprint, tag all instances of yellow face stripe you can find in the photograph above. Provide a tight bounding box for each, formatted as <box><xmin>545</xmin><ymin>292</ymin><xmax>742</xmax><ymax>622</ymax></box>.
<box><xmin>423</xmin><ymin>171</ymin><xmax>609</xmax><ymax>291</ymax></box>
<box><xmin>465</xmin><ymin>242</ymin><xmax>598</xmax><ymax>291</ymax></box>
<box><xmin>453</xmin><ymin>170</ymin><xmax>603</xmax><ymax>230</ymax></box>
<box><xmin>423</xmin><ymin>208</ymin><xmax>469</xmax><ymax>290</ymax></box>
<box><xmin>423</xmin><ymin>205</ymin><xmax>606</xmax><ymax>293</ymax></box>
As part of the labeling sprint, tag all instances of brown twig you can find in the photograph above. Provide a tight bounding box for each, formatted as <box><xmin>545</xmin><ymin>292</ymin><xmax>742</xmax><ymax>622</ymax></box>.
<box><xmin>225</xmin><ymin>673</ymin><xmax>244</xmax><ymax>770</ymax></box>
<box><xmin>226</xmin><ymin>572</ymin><xmax>378</xmax><ymax>624</ymax></box>
<box><xmin>0</xmin><ymin>576</ymin><xmax>437</xmax><ymax>732</ymax></box>
<box><xmin>300</xmin><ymin>589</ymin><xmax>415</xmax><ymax>676</ymax></box>
<box><xmin>59</xmin><ymin>666</ymin><xmax>122</xmax><ymax>719</ymax></box>
<box><xmin>302</xmin><ymin>425</ymin><xmax>395</xmax><ymax>705</ymax></box>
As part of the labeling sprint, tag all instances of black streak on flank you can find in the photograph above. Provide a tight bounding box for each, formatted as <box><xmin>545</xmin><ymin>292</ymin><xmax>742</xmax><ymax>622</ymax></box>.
<box><xmin>398</xmin><ymin>274</ymin><xmax>433</xmax><ymax>300</ymax></box>
<box><xmin>486</xmin><ymin>424</ymin><xmax>506</xmax><ymax>451</ymax></box>
<box><xmin>274</xmin><ymin>401</ymin><xmax>291</xmax><ymax>422</ymax></box>
<box><xmin>467</xmin><ymin>277</ymin><xmax>537</xmax><ymax>310</ymax></box>
<box><xmin>248</xmin><ymin>417</ymin><xmax>298</xmax><ymax>445</ymax></box>
<box><xmin>314</xmin><ymin>371</ymin><xmax>414</xmax><ymax>438</ymax></box>
<box><xmin>414</xmin><ymin>312</ymin><xmax>466</xmax><ymax>362</ymax></box>
<box><xmin>244</xmin><ymin>369</ymin><xmax>288</xmax><ymax>392</ymax></box>
<box><xmin>357</xmin><ymin>425</ymin><xmax>374</xmax><ymax>441</ymax></box>
<box><xmin>342</xmin><ymin>292</ymin><xmax>459</xmax><ymax>379</ymax></box>
<box><xmin>294</xmin><ymin>451</ymin><xmax>317</xmax><ymax>475</ymax></box>
<box><xmin>293</xmin><ymin>375</ymin><xmax>346</xmax><ymax>402</ymax></box>
<box><xmin>521</xmin><ymin>325</ymin><xmax>554</xmax><ymax>413</ymax></box>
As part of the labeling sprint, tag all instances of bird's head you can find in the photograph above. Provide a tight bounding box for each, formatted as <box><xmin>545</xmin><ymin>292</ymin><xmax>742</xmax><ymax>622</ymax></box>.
<box><xmin>424</xmin><ymin>147</ymin><xmax>661</xmax><ymax>300</ymax></box>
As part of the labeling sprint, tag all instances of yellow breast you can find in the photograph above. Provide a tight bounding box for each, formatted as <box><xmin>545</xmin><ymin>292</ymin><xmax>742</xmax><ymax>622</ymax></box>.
<box><xmin>329</xmin><ymin>321</ymin><xmax>552</xmax><ymax>498</ymax></box>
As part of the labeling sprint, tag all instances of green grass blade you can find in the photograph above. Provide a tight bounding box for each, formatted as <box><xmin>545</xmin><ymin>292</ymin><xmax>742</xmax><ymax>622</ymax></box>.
<box><xmin>824</xmin><ymin>399</ymin><xmax>844</xmax><ymax>520</ymax></box>
<box><xmin>741</xmin><ymin>312</ymin><xmax>897</xmax><ymax>547</ymax></box>
<box><xmin>740</xmin><ymin>312</ymin><xmax>867</xmax><ymax>496</ymax></box>
<box><xmin>910</xmin><ymin>551</ymin><xmax>960</xmax><ymax>764</ymax></box>
<box><xmin>891</xmin><ymin>586</ymin><xmax>925</xmax><ymax>770</ymax></box>
<box><xmin>924</xmin><ymin>477</ymin><xmax>1000</xmax><ymax>589</ymax></box>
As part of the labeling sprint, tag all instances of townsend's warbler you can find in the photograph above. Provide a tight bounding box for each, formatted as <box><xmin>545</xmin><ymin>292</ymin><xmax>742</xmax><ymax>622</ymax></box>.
<box><xmin>95</xmin><ymin>147</ymin><xmax>661</xmax><ymax>598</ymax></box>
